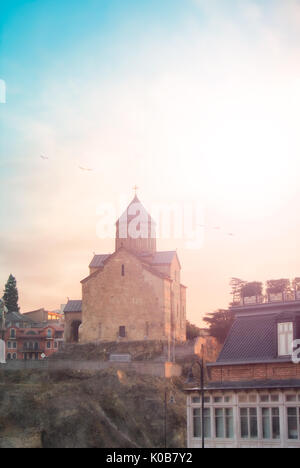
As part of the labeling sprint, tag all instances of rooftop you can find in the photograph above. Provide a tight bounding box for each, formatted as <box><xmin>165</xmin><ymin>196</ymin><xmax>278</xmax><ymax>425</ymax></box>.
<box><xmin>212</xmin><ymin>307</ymin><xmax>300</xmax><ymax>366</ymax></box>
<box><xmin>64</xmin><ymin>300</ymin><xmax>82</xmax><ymax>313</ymax></box>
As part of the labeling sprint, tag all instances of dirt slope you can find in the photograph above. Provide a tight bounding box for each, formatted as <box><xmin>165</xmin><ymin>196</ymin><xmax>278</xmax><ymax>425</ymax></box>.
<box><xmin>0</xmin><ymin>368</ymin><xmax>187</xmax><ymax>448</ymax></box>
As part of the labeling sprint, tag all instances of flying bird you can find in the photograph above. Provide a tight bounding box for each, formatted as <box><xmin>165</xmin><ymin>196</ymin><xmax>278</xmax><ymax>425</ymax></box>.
<box><xmin>40</xmin><ymin>155</ymin><xmax>49</xmax><ymax>160</ymax></box>
<box><xmin>79</xmin><ymin>166</ymin><xmax>93</xmax><ymax>172</ymax></box>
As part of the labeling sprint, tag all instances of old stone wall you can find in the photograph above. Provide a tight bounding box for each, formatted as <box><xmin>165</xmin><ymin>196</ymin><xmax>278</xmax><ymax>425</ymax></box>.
<box><xmin>80</xmin><ymin>250</ymin><xmax>169</xmax><ymax>343</ymax></box>
<box><xmin>0</xmin><ymin>359</ymin><xmax>182</xmax><ymax>378</ymax></box>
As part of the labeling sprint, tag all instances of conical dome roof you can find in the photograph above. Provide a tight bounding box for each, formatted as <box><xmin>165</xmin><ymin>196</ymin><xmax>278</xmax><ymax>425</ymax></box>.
<box><xmin>115</xmin><ymin>196</ymin><xmax>156</xmax><ymax>255</ymax></box>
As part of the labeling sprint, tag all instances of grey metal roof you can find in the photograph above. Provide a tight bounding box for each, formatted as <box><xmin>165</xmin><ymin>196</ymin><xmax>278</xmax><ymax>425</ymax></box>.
<box><xmin>89</xmin><ymin>254</ymin><xmax>111</xmax><ymax>268</ymax></box>
<box><xmin>150</xmin><ymin>251</ymin><xmax>177</xmax><ymax>265</ymax></box>
<box><xmin>64</xmin><ymin>300</ymin><xmax>82</xmax><ymax>313</ymax></box>
<box><xmin>216</xmin><ymin>308</ymin><xmax>300</xmax><ymax>364</ymax></box>
<box><xmin>217</xmin><ymin>313</ymin><xmax>278</xmax><ymax>364</ymax></box>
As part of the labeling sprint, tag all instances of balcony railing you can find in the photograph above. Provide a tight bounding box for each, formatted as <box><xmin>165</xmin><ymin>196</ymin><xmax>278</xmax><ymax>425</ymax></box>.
<box><xmin>232</xmin><ymin>290</ymin><xmax>300</xmax><ymax>307</ymax></box>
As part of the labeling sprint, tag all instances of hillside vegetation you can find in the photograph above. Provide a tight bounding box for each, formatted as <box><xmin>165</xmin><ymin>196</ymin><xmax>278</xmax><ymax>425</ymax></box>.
<box><xmin>0</xmin><ymin>368</ymin><xmax>187</xmax><ymax>448</ymax></box>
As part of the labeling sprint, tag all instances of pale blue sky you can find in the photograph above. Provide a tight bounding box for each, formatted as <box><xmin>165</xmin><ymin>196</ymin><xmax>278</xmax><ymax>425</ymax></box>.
<box><xmin>1</xmin><ymin>0</ymin><xmax>300</xmax><ymax>324</ymax></box>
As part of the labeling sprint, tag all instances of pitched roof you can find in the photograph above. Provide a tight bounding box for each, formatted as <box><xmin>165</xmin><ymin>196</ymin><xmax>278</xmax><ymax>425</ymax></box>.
<box><xmin>5</xmin><ymin>311</ymin><xmax>33</xmax><ymax>323</ymax></box>
<box><xmin>64</xmin><ymin>300</ymin><xmax>82</xmax><ymax>313</ymax></box>
<box><xmin>150</xmin><ymin>251</ymin><xmax>177</xmax><ymax>265</ymax></box>
<box><xmin>89</xmin><ymin>254</ymin><xmax>111</xmax><ymax>268</ymax></box>
<box><xmin>82</xmin><ymin>247</ymin><xmax>172</xmax><ymax>284</ymax></box>
<box><xmin>215</xmin><ymin>311</ymin><xmax>294</xmax><ymax>364</ymax></box>
<box><xmin>89</xmin><ymin>251</ymin><xmax>178</xmax><ymax>269</ymax></box>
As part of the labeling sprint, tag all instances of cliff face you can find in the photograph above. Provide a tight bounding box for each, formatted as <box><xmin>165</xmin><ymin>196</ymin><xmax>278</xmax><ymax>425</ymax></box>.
<box><xmin>0</xmin><ymin>369</ymin><xmax>187</xmax><ymax>448</ymax></box>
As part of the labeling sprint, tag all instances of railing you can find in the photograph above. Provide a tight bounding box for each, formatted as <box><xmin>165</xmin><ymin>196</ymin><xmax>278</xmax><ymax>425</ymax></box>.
<box><xmin>232</xmin><ymin>290</ymin><xmax>300</xmax><ymax>307</ymax></box>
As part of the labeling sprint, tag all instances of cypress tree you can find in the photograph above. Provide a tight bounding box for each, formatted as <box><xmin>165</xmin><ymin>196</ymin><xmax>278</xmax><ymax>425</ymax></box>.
<box><xmin>3</xmin><ymin>274</ymin><xmax>20</xmax><ymax>313</ymax></box>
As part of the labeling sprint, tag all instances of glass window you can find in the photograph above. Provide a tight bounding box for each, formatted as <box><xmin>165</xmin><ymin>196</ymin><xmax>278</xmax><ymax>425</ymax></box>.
<box><xmin>287</xmin><ymin>408</ymin><xmax>299</xmax><ymax>440</ymax></box>
<box><xmin>240</xmin><ymin>408</ymin><xmax>258</xmax><ymax>439</ymax></box>
<box><xmin>215</xmin><ymin>408</ymin><xmax>225</xmax><ymax>438</ymax></box>
<box><xmin>192</xmin><ymin>396</ymin><xmax>200</xmax><ymax>404</ymax></box>
<box><xmin>238</xmin><ymin>394</ymin><xmax>247</xmax><ymax>403</ymax></box>
<box><xmin>260</xmin><ymin>395</ymin><xmax>269</xmax><ymax>402</ymax></box>
<box><xmin>47</xmin><ymin>329</ymin><xmax>52</xmax><ymax>338</ymax></box>
<box><xmin>225</xmin><ymin>408</ymin><xmax>234</xmax><ymax>438</ymax></box>
<box><xmin>7</xmin><ymin>341</ymin><xmax>11</xmax><ymax>349</ymax></box>
<box><xmin>214</xmin><ymin>396</ymin><xmax>222</xmax><ymax>403</ymax></box>
<box><xmin>47</xmin><ymin>342</ymin><xmax>51</xmax><ymax>349</ymax></box>
<box><xmin>262</xmin><ymin>408</ymin><xmax>280</xmax><ymax>440</ymax></box>
<box><xmin>286</xmin><ymin>394</ymin><xmax>297</xmax><ymax>402</ymax></box>
<box><xmin>13</xmin><ymin>342</ymin><xmax>17</xmax><ymax>349</ymax></box>
<box><xmin>192</xmin><ymin>408</ymin><xmax>211</xmax><ymax>439</ymax></box>
<box><xmin>193</xmin><ymin>408</ymin><xmax>201</xmax><ymax>437</ymax></box>
<box><xmin>278</xmin><ymin>322</ymin><xmax>293</xmax><ymax>356</ymax></box>
<box><xmin>271</xmin><ymin>394</ymin><xmax>279</xmax><ymax>402</ymax></box>
<box><xmin>10</xmin><ymin>329</ymin><xmax>16</xmax><ymax>338</ymax></box>
<box><xmin>119</xmin><ymin>326</ymin><xmax>126</xmax><ymax>338</ymax></box>
<box><xmin>215</xmin><ymin>408</ymin><xmax>233</xmax><ymax>439</ymax></box>
<box><xmin>249</xmin><ymin>395</ymin><xmax>257</xmax><ymax>403</ymax></box>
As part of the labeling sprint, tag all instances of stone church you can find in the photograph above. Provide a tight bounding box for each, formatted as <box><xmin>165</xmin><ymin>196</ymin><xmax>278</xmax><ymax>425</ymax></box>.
<box><xmin>64</xmin><ymin>195</ymin><xmax>187</xmax><ymax>346</ymax></box>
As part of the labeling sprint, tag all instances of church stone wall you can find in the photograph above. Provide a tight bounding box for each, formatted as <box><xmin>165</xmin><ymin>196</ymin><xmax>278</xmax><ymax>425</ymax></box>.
<box><xmin>80</xmin><ymin>250</ymin><xmax>168</xmax><ymax>343</ymax></box>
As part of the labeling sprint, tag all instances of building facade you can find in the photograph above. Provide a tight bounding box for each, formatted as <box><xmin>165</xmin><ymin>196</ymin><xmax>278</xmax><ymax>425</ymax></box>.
<box><xmin>64</xmin><ymin>195</ymin><xmax>187</xmax><ymax>348</ymax></box>
<box><xmin>186</xmin><ymin>298</ymin><xmax>300</xmax><ymax>448</ymax></box>
<box><xmin>4</xmin><ymin>311</ymin><xmax>64</xmax><ymax>361</ymax></box>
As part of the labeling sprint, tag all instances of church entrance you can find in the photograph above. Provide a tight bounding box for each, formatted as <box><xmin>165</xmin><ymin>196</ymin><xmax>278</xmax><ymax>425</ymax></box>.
<box><xmin>70</xmin><ymin>320</ymin><xmax>81</xmax><ymax>343</ymax></box>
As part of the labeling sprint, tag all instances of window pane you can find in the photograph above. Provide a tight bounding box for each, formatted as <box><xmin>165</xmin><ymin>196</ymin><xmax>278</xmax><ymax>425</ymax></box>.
<box><xmin>192</xmin><ymin>397</ymin><xmax>200</xmax><ymax>404</ymax></box>
<box><xmin>286</xmin><ymin>395</ymin><xmax>296</xmax><ymax>402</ymax></box>
<box><xmin>240</xmin><ymin>409</ymin><xmax>249</xmax><ymax>439</ymax></box>
<box><xmin>215</xmin><ymin>409</ymin><xmax>224</xmax><ymax>438</ymax></box>
<box><xmin>262</xmin><ymin>408</ymin><xmax>271</xmax><ymax>439</ymax></box>
<box><xmin>204</xmin><ymin>408</ymin><xmax>211</xmax><ymax>438</ymax></box>
<box><xmin>272</xmin><ymin>408</ymin><xmax>280</xmax><ymax>440</ymax></box>
<box><xmin>238</xmin><ymin>394</ymin><xmax>247</xmax><ymax>403</ymax></box>
<box><xmin>214</xmin><ymin>396</ymin><xmax>222</xmax><ymax>403</ymax></box>
<box><xmin>250</xmin><ymin>408</ymin><xmax>258</xmax><ymax>439</ymax></box>
<box><xmin>271</xmin><ymin>395</ymin><xmax>279</xmax><ymax>402</ymax></box>
<box><xmin>287</xmin><ymin>408</ymin><xmax>298</xmax><ymax>440</ymax></box>
<box><xmin>225</xmin><ymin>408</ymin><xmax>234</xmax><ymax>439</ymax></box>
<box><xmin>193</xmin><ymin>408</ymin><xmax>201</xmax><ymax>438</ymax></box>
<box><xmin>260</xmin><ymin>395</ymin><xmax>269</xmax><ymax>402</ymax></box>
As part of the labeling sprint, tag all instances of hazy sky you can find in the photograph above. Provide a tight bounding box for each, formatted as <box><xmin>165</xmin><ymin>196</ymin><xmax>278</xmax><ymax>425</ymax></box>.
<box><xmin>1</xmin><ymin>0</ymin><xmax>300</xmax><ymax>325</ymax></box>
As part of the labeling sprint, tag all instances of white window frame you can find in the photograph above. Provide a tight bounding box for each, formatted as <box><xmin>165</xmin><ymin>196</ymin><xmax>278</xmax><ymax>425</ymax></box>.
<box><xmin>214</xmin><ymin>407</ymin><xmax>234</xmax><ymax>439</ymax></box>
<box><xmin>277</xmin><ymin>322</ymin><xmax>294</xmax><ymax>356</ymax></box>
<box><xmin>240</xmin><ymin>407</ymin><xmax>258</xmax><ymax>440</ymax></box>
<box><xmin>261</xmin><ymin>406</ymin><xmax>281</xmax><ymax>440</ymax></box>
<box><xmin>287</xmin><ymin>406</ymin><xmax>300</xmax><ymax>440</ymax></box>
